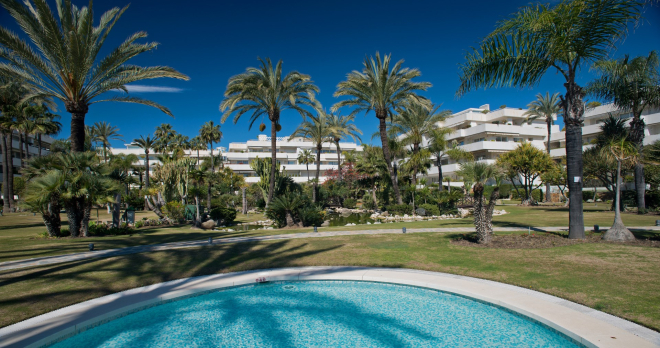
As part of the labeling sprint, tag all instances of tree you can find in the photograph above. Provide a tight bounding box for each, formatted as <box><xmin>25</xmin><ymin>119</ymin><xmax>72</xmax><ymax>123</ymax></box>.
<box><xmin>457</xmin><ymin>161</ymin><xmax>499</xmax><ymax>244</ymax></box>
<box><xmin>389</xmin><ymin>102</ymin><xmax>451</xmax><ymax>185</ymax></box>
<box><xmin>189</xmin><ymin>169</ymin><xmax>208</xmax><ymax>227</ymax></box>
<box><xmin>91</xmin><ymin>122</ymin><xmax>123</xmax><ymax>163</ymax></box>
<box><xmin>355</xmin><ymin>145</ymin><xmax>387</xmax><ymax>207</ymax></box>
<box><xmin>133</xmin><ymin>135</ymin><xmax>157</xmax><ymax>189</ymax></box>
<box><xmin>290</xmin><ymin>112</ymin><xmax>332</xmax><ymax>202</ymax></box>
<box><xmin>189</xmin><ymin>136</ymin><xmax>206</xmax><ymax>167</ymax></box>
<box><xmin>588</xmin><ymin>51</ymin><xmax>660</xmax><ymax>213</ymax></box>
<box><xmin>427</xmin><ymin>131</ymin><xmax>472</xmax><ymax>191</ymax></box>
<box><xmin>154</xmin><ymin>124</ymin><xmax>175</xmax><ymax>153</ymax></box>
<box><xmin>333</xmin><ymin>52</ymin><xmax>431</xmax><ymax>204</ymax></box>
<box><xmin>524</xmin><ymin>92</ymin><xmax>562</xmax><ymax>202</ymax></box>
<box><xmin>199</xmin><ymin>121</ymin><xmax>222</xmax><ymax>172</ymax></box>
<box><xmin>110</xmin><ymin>154</ymin><xmax>138</xmax><ymax>195</ymax></box>
<box><xmin>601</xmin><ymin>137</ymin><xmax>639</xmax><ymax>241</ymax></box>
<box><xmin>32</xmin><ymin>105</ymin><xmax>61</xmax><ymax>156</ymax></box>
<box><xmin>326</xmin><ymin>113</ymin><xmax>362</xmax><ymax>181</ymax></box>
<box><xmin>0</xmin><ymin>0</ymin><xmax>189</xmax><ymax>153</ymax></box>
<box><xmin>456</xmin><ymin>0</ymin><xmax>649</xmax><ymax>239</ymax></box>
<box><xmin>220</xmin><ymin>58</ymin><xmax>319</xmax><ymax>205</ymax></box>
<box><xmin>297</xmin><ymin>148</ymin><xmax>315</xmax><ymax>181</ymax></box>
<box><xmin>497</xmin><ymin>142</ymin><xmax>554</xmax><ymax>205</ymax></box>
<box><xmin>22</xmin><ymin>170</ymin><xmax>62</xmax><ymax>236</ymax></box>
<box><xmin>541</xmin><ymin>158</ymin><xmax>569</xmax><ymax>204</ymax></box>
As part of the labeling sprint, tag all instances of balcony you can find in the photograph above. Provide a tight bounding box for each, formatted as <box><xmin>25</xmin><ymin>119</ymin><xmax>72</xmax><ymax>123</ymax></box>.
<box><xmin>446</xmin><ymin>123</ymin><xmax>547</xmax><ymax>141</ymax></box>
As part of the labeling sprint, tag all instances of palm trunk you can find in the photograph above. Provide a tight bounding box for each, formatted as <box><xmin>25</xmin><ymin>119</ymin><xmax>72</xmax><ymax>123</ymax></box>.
<box><xmin>81</xmin><ymin>200</ymin><xmax>92</xmax><ymax>237</ymax></box>
<box><xmin>437</xmin><ymin>155</ymin><xmax>444</xmax><ymax>191</ymax></box>
<box><xmin>378</xmin><ymin>116</ymin><xmax>403</xmax><ymax>204</ymax></box>
<box><xmin>210</xmin><ymin>143</ymin><xmax>215</xmax><ymax>172</ymax></box>
<box><xmin>628</xmin><ymin>114</ymin><xmax>645</xmax><ymax>213</ymax></box>
<box><xmin>545</xmin><ymin>118</ymin><xmax>552</xmax><ymax>202</ymax></box>
<box><xmin>5</xmin><ymin>134</ymin><xmax>15</xmax><ymax>211</ymax></box>
<box><xmin>603</xmin><ymin>160</ymin><xmax>635</xmax><ymax>241</ymax></box>
<box><xmin>314</xmin><ymin>144</ymin><xmax>321</xmax><ymax>203</ymax></box>
<box><xmin>145</xmin><ymin>150</ymin><xmax>150</xmax><ymax>188</ymax></box>
<box><xmin>242</xmin><ymin>187</ymin><xmax>248</xmax><ymax>214</ymax></box>
<box><xmin>335</xmin><ymin>139</ymin><xmax>342</xmax><ymax>181</ymax></box>
<box><xmin>37</xmin><ymin>134</ymin><xmax>42</xmax><ymax>157</ymax></box>
<box><xmin>563</xmin><ymin>81</ymin><xmax>585</xmax><ymax>239</ymax></box>
<box><xmin>267</xmin><ymin>118</ymin><xmax>277</xmax><ymax>205</ymax></box>
<box><xmin>285</xmin><ymin>211</ymin><xmax>294</xmax><ymax>227</ymax></box>
<box><xmin>18</xmin><ymin>133</ymin><xmax>24</xmax><ymax>167</ymax></box>
<box><xmin>112</xmin><ymin>193</ymin><xmax>121</xmax><ymax>228</ymax></box>
<box><xmin>473</xmin><ymin>183</ymin><xmax>489</xmax><ymax>244</ymax></box>
<box><xmin>195</xmin><ymin>195</ymin><xmax>201</xmax><ymax>227</ymax></box>
<box><xmin>412</xmin><ymin>143</ymin><xmax>419</xmax><ymax>185</ymax></box>
<box><xmin>70</xmin><ymin>111</ymin><xmax>86</xmax><ymax>152</ymax></box>
<box><xmin>197</xmin><ymin>150</ymin><xmax>200</xmax><ymax>167</ymax></box>
<box><xmin>1</xmin><ymin>133</ymin><xmax>13</xmax><ymax>212</ymax></box>
<box><xmin>23</xmin><ymin>131</ymin><xmax>30</xmax><ymax>166</ymax></box>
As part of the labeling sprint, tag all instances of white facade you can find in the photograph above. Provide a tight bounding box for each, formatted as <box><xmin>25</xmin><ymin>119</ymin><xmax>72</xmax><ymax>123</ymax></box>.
<box><xmin>422</xmin><ymin>104</ymin><xmax>554</xmax><ymax>183</ymax></box>
<box><xmin>0</xmin><ymin>131</ymin><xmax>55</xmax><ymax>183</ymax></box>
<box><xmin>547</xmin><ymin>103</ymin><xmax>660</xmax><ymax>157</ymax></box>
<box><xmin>110</xmin><ymin>134</ymin><xmax>363</xmax><ymax>184</ymax></box>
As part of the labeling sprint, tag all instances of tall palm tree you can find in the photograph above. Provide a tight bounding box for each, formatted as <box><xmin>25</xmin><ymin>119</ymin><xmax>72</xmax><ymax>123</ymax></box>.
<box><xmin>333</xmin><ymin>53</ymin><xmax>431</xmax><ymax>204</ymax></box>
<box><xmin>588</xmin><ymin>51</ymin><xmax>660</xmax><ymax>213</ymax></box>
<box><xmin>110</xmin><ymin>153</ymin><xmax>138</xmax><ymax>195</ymax></box>
<box><xmin>133</xmin><ymin>135</ymin><xmax>157</xmax><ymax>189</ymax></box>
<box><xmin>455</xmin><ymin>0</ymin><xmax>648</xmax><ymax>239</ymax></box>
<box><xmin>427</xmin><ymin>130</ymin><xmax>472</xmax><ymax>190</ymax></box>
<box><xmin>199</xmin><ymin>121</ymin><xmax>222</xmax><ymax>172</ymax></box>
<box><xmin>389</xmin><ymin>101</ymin><xmax>451</xmax><ymax>185</ymax></box>
<box><xmin>289</xmin><ymin>112</ymin><xmax>331</xmax><ymax>202</ymax></box>
<box><xmin>220</xmin><ymin>58</ymin><xmax>319</xmax><ymax>205</ymax></box>
<box><xmin>92</xmin><ymin>122</ymin><xmax>123</xmax><ymax>163</ymax></box>
<box><xmin>0</xmin><ymin>0</ymin><xmax>189</xmax><ymax>153</ymax></box>
<box><xmin>189</xmin><ymin>136</ymin><xmax>206</xmax><ymax>167</ymax></box>
<box><xmin>169</xmin><ymin>133</ymin><xmax>190</xmax><ymax>159</ymax></box>
<box><xmin>524</xmin><ymin>92</ymin><xmax>562</xmax><ymax>201</ymax></box>
<box><xmin>297</xmin><ymin>148</ymin><xmax>315</xmax><ymax>181</ymax></box>
<box><xmin>32</xmin><ymin>106</ymin><xmax>61</xmax><ymax>157</ymax></box>
<box><xmin>326</xmin><ymin>113</ymin><xmax>362</xmax><ymax>181</ymax></box>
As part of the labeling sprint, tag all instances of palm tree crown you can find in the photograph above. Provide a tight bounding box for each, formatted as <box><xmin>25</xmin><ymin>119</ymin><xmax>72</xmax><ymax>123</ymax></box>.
<box><xmin>91</xmin><ymin>121</ymin><xmax>123</xmax><ymax>162</ymax></box>
<box><xmin>0</xmin><ymin>0</ymin><xmax>189</xmax><ymax>152</ymax></box>
<box><xmin>326</xmin><ymin>113</ymin><xmax>362</xmax><ymax>181</ymax></box>
<box><xmin>333</xmin><ymin>52</ymin><xmax>431</xmax><ymax>204</ymax></box>
<box><xmin>220</xmin><ymin>57</ymin><xmax>319</xmax><ymax>204</ymax></box>
<box><xmin>199</xmin><ymin>121</ymin><xmax>222</xmax><ymax>172</ymax></box>
<box><xmin>133</xmin><ymin>135</ymin><xmax>157</xmax><ymax>188</ymax></box>
<box><xmin>524</xmin><ymin>92</ymin><xmax>561</xmax><ymax>153</ymax></box>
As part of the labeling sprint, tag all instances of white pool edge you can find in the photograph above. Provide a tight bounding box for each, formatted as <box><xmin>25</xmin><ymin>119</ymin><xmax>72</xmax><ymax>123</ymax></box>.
<box><xmin>0</xmin><ymin>266</ymin><xmax>658</xmax><ymax>348</ymax></box>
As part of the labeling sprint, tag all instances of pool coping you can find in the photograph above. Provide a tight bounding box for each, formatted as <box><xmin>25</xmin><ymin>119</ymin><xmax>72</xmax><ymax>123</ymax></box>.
<box><xmin>0</xmin><ymin>266</ymin><xmax>658</xmax><ymax>348</ymax></box>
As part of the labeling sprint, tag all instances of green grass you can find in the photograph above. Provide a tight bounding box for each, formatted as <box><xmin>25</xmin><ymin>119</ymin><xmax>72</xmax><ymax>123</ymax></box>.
<box><xmin>1</xmin><ymin>230</ymin><xmax>659</xmax><ymax>332</ymax></box>
<box><xmin>0</xmin><ymin>205</ymin><xmax>657</xmax><ymax>262</ymax></box>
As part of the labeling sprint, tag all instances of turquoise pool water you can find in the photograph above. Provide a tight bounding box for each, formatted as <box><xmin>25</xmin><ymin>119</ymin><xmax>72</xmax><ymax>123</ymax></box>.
<box><xmin>51</xmin><ymin>281</ymin><xmax>582</xmax><ymax>347</ymax></box>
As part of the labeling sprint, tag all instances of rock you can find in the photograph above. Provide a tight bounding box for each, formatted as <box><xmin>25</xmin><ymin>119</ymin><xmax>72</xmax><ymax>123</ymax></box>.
<box><xmin>226</xmin><ymin>228</ymin><xmax>234</xmax><ymax>232</ymax></box>
<box><xmin>200</xmin><ymin>220</ymin><xmax>216</xmax><ymax>230</ymax></box>
<box><xmin>403</xmin><ymin>214</ymin><xmax>409</xmax><ymax>218</ymax></box>
<box><xmin>267</xmin><ymin>227</ymin><xmax>274</xmax><ymax>230</ymax></box>
<box><xmin>381</xmin><ymin>211</ymin><xmax>389</xmax><ymax>217</ymax></box>
<box><xmin>321</xmin><ymin>220</ymin><xmax>330</xmax><ymax>227</ymax></box>
<box><xmin>374</xmin><ymin>221</ymin><xmax>381</xmax><ymax>224</ymax></box>
<box><xmin>366</xmin><ymin>222</ymin><xmax>371</xmax><ymax>225</ymax></box>
<box><xmin>587</xmin><ymin>199</ymin><xmax>594</xmax><ymax>203</ymax></box>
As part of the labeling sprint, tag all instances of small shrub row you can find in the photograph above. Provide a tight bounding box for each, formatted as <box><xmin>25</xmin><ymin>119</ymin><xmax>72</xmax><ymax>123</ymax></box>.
<box><xmin>386</xmin><ymin>204</ymin><xmax>413</xmax><ymax>216</ymax></box>
<box><xmin>210</xmin><ymin>206</ymin><xmax>237</xmax><ymax>225</ymax></box>
<box><xmin>417</xmin><ymin>203</ymin><xmax>440</xmax><ymax>216</ymax></box>
<box><xmin>510</xmin><ymin>189</ymin><xmax>543</xmax><ymax>202</ymax></box>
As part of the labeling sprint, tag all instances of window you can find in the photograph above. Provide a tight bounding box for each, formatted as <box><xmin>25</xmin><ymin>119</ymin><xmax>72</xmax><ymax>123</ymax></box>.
<box><xmin>513</xmin><ymin>137</ymin><xmax>523</xmax><ymax>142</ymax></box>
<box><xmin>495</xmin><ymin>136</ymin><xmax>508</xmax><ymax>142</ymax></box>
<box><xmin>472</xmin><ymin>138</ymin><xmax>484</xmax><ymax>143</ymax></box>
<box><xmin>528</xmin><ymin>138</ymin><xmax>533</xmax><ymax>142</ymax></box>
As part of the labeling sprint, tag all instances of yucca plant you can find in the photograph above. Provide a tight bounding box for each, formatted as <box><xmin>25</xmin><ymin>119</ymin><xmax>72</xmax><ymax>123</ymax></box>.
<box><xmin>0</xmin><ymin>0</ymin><xmax>189</xmax><ymax>153</ymax></box>
<box><xmin>333</xmin><ymin>52</ymin><xmax>431</xmax><ymax>204</ymax></box>
<box><xmin>455</xmin><ymin>0</ymin><xmax>649</xmax><ymax>239</ymax></box>
<box><xmin>220</xmin><ymin>58</ymin><xmax>319</xmax><ymax>205</ymax></box>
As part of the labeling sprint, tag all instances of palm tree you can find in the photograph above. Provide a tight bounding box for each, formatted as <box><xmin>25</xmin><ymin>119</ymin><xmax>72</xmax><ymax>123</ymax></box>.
<box><xmin>389</xmin><ymin>102</ymin><xmax>451</xmax><ymax>185</ymax></box>
<box><xmin>110</xmin><ymin>154</ymin><xmax>139</xmax><ymax>195</ymax></box>
<box><xmin>588</xmin><ymin>51</ymin><xmax>660</xmax><ymax>213</ymax></box>
<box><xmin>455</xmin><ymin>0</ymin><xmax>648</xmax><ymax>239</ymax></box>
<box><xmin>601</xmin><ymin>137</ymin><xmax>639</xmax><ymax>241</ymax></box>
<box><xmin>32</xmin><ymin>106</ymin><xmax>61</xmax><ymax>156</ymax></box>
<box><xmin>0</xmin><ymin>0</ymin><xmax>188</xmax><ymax>153</ymax></box>
<box><xmin>169</xmin><ymin>133</ymin><xmax>190</xmax><ymax>159</ymax></box>
<box><xmin>133</xmin><ymin>135</ymin><xmax>157</xmax><ymax>189</ymax></box>
<box><xmin>524</xmin><ymin>92</ymin><xmax>562</xmax><ymax>202</ymax></box>
<box><xmin>458</xmin><ymin>161</ymin><xmax>499</xmax><ymax>244</ymax></box>
<box><xmin>297</xmin><ymin>148</ymin><xmax>315</xmax><ymax>181</ymax></box>
<box><xmin>92</xmin><ymin>122</ymin><xmax>123</xmax><ymax>163</ymax></box>
<box><xmin>356</xmin><ymin>145</ymin><xmax>388</xmax><ymax>208</ymax></box>
<box><xmin>290</xmin><ymin>112</ymin><xmax>332</xmax><ymax>202</ymax></box>
<box><xmin>220</xmin><ymin>58</ymin><xmax>319</xmax><ymax>205</ymax></box>
<box><xmin>189</xmin><ymin>136</ymin><xmax>206</xmax><ymax>167</ymax></box>
<box><xmin>189</xmin><ymin>169</ymin><xmax>208</xmax><ymax>227</ymax></box>
<box><xmin>154</xmin><ymin>123</ymin><xmax>174</xmax><ymax>153</ymax></box>
<box><xmin>199</xmin><ymin>121</ymin><xmax>222</xmax><ymax>172</ymax></box>
<box><xmin>326</xmin><ymin>113</ymin><xmax>362</xmax><ymax>181</ymax></box>
<box><xmin>333</xmin><ymin>53</ymin><xmax>431</xmax><ymax>204</ymax></box>
<box><xmin>427</xmin><ymin>130</ymin><xmax>472</xmax><ymax>191</ymax></box>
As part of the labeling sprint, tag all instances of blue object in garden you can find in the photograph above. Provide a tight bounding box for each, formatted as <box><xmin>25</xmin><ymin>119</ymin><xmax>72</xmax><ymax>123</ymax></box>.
<box><xmin>89</xmin><ymin>243</ymin><xmax>94</xmax><ymax>251</ymax></box>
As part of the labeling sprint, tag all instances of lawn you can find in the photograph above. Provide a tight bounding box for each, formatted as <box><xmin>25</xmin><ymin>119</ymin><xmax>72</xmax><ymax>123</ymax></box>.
<box><xmin>0</xmin><ymin>230</ymin><xmax>658</xmax><ymax>332</ymax></box>
<box><xmin>0</xmin><ymin>205</ymin><xmax>658</xmax><ymax>262</ymax></box>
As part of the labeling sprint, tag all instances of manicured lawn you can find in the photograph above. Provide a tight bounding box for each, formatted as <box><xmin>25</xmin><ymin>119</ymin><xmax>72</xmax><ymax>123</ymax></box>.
<box><xmin>0</xmin><ymin>205</ymin><xmax>658</xmax><ymax>262</ymax></box>
<box><xmin>0</xmin><ymin>230</ymin><xmax>658</xmax><ymax>332</ymax></box>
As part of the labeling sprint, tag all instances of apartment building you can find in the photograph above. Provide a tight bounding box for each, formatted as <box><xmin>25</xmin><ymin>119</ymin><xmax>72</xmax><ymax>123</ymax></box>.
<box><xmin>0</xmin><ymin>131</ymin><xmax>55</xmax><ymax>183</ymax></box>
<box><xmin>422</xmin><ymin>104</ymin><xmax>555</xmax><ymax>184</ymax></box>
<box><xmin>110</xmin><ymin>134</ymin><xmax>363</xmax><ymax>184</ymax></box>
<box><xmin>548</xmin><ymin>103</ymin><xmax>660</xmax><ymax>157</ymax></box>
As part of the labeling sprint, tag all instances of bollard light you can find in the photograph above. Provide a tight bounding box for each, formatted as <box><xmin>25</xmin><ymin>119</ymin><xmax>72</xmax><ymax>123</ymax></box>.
<box><xmin>208</xmin><ymin>237</ymin><xmax>213</xmax><ymax>245</ymax></box>
<box><xmin>89</xmin><ymin>243</ymin><xmax>94</xmax><ymax>251</ymax></box>
<box><xmin>656</xmin><ymin>220</ymin><xmax>660</xmax><ymax>227</ymax></box>
<box><xmin>314</xmin><ymin>226</ymin><xmax>318</xmax><ymax>233</ymax></box>
<box><xmin>594</xmin><ymin>225</ymin><xmax>599</xmax><ymax>232</ymax></box>
<box><xmin>402</xmin><ymin>227</ymin><xmax>406</xmax><ymax>234</ymax></box>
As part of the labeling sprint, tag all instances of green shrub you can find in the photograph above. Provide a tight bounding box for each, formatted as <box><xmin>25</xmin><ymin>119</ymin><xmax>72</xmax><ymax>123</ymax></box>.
<box><xmin>212</xmin><ymin>194</ymin><xmax>241</xmax><ymax>209</ymax></box>
<box><xmin>362</xmin><ymin>193</ymin><xmax>376</xmax><ymax>210</ymax></box>
<box><xmin>164</xmin><ymin>201</ymin><xmax>185</xmax><ymax>221</ymax></box>
<box><xmin>300</xmin><ymin>206</ymin><xmax>325</xmax><ymax>227</ymax></box>
<box><xmin>87</xmin><ymin>221</ymin><xmax>134</xmax><ymax>236</ymax></box>
<box><xmin>646</xmin><ymin>190</ymin><xmax>660</xmax><ymax>210</ymax></box>
<box><xmin>511</xmin><ymin>189</ymin><xmax>542</xmax><ymax>202</ymax></box>
<box><xmin>210</xmin><ymin>206</ymin><xmax>237</xmax><ymax>225</ymax></box>
<box><xmin>135</xmin><ymin>220</ymin><xmax>145</xmax><ymax>228</ymax></box>
<box><xmin>59</xmin><ymin>228</ymin><xmax>70</xmax><ymax>237</ymax></box>
<box><xmin>418</xmin><ymin>203</ymin><xmax>440</xmax><ymax>216</ymax></box>
<box><xmin>343</xmin><ymin>198</ymin><xmax>357</xmax><ymax>209</ymax></box>
<box><xmin>386</xmin><ymin>204</ymin><xmax>413</xmax><ymax>216</ymax></box>
<box><xmin>437</xmin><ymin>190</ymin><xmax>462</xmax><ymax>215</ymax></box>
<box><xmin>124</xmin><ymin>192</ymin><xmax>145</xmax><ymax>210</ymax></box>
<box><xmin>484</xmin><ymin>184</ymin><xmax>511</xmax><ymax>198</ymax></box>
<box><xmin>582</xmin><ymin>190</ymin><xmax>597</xmax><ymax>202</ymax></box>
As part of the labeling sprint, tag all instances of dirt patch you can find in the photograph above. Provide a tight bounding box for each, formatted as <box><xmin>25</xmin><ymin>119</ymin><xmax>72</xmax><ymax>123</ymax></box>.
<box><xmin>451</xmin><ymin>233</ymin><xmax>660</xmax><ymax>249</ymax></box>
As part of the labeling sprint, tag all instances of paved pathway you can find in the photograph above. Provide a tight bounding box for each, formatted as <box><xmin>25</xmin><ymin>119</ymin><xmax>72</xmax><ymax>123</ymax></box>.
<box><xmin>2</xmin><ymin>226</ymin><xmax>659</xmax><ymax>272</ymax></box>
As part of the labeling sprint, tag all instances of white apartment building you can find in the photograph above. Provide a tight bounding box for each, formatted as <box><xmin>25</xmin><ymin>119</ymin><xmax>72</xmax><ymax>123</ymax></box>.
<box><xmin>422</xmin><ymin>104</ymin><xmax>554</xmax><ymax>184</ymax></box>
<box><xmin>0</xmin><ymin>131</ymin><xmax>56</xmax><ymax>183</ymax></box>
<box><xmin>548</xmin><ymin>103</ymin><xmax>660</xmax><ymax>157</ymax></box>
<box><xmin>110</xmin><ymin>134</ymin><xmax>363</xmax><ymax>184</ymax></box>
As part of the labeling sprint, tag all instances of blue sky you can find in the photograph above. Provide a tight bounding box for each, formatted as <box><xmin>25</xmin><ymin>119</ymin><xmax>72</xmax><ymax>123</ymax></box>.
<box><xmin>2</xmin><ymin>0</ymin><xmax>659</xmax><ymax>148</ymax></box>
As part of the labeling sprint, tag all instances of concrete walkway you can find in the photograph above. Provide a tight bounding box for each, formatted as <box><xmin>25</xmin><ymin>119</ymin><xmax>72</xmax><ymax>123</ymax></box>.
<box><xmin>2</xmin><ymin>226</ymin><xmax>658</xmax><ymax>272</ymax></box>
<box><xmin>1</xmin><ymin>267</ymin><xmax>658</xmax><ymax>348</ymax></box>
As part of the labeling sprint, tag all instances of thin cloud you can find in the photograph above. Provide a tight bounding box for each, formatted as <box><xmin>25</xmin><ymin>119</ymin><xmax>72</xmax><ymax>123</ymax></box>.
<box><xmin>113</xmin><ymin>85</ymin><xmax>184</xmax><ymax>93</ymax></box>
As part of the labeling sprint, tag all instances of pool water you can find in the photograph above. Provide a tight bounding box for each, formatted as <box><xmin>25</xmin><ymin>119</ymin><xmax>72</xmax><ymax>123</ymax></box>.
<box><xmin>51</xmin><ymin>281</ymin><xmax>582</xmax><ymax>347</ymax></box>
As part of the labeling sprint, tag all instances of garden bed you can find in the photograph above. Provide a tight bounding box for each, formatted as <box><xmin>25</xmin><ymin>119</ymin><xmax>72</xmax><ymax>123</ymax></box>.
<box><xmin>451</xmin><ymin>232</ymin><xmax>660</xmax><ymax>249</ymax></box>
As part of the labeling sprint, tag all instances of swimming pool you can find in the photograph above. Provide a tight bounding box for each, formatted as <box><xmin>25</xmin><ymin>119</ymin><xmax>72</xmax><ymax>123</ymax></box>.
<box><xmin>50</xmin><ymin>280</ymin><xmax>582</xmax><ymax>347</ymax></box>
